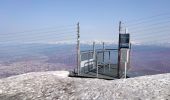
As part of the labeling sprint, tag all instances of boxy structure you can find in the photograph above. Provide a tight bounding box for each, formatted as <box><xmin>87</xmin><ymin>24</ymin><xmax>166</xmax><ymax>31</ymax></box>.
<box><xmin>118</xmin><ymin>33</ymin><xmax>131</xmax><ymax>78</ymax></box>
<box><xmin>70</xmin><ymin>23</ymin><xmax>131</xmax><ymax>79</ymax></box>
<box><xmin>78</xmin><ymin>44</ymin><xmax>119</xmax><ymax>79</ymax></box>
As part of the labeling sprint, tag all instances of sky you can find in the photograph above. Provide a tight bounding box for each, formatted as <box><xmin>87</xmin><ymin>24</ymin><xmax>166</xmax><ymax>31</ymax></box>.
<box><xmin>0</xmin><ymin>0</ymin><xmax>170</xmax><ymax>44</ymax></box>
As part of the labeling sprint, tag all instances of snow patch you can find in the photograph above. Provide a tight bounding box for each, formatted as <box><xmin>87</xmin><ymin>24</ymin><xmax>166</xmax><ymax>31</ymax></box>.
<box><xmin>51</xmin><ymin>71</ymin><xmax>69</xmax><ymax>78</ymax></box>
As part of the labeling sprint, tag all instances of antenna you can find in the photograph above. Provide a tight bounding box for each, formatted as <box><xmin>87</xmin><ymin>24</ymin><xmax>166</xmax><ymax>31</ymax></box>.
<box><xmin>77</xmin><ymin>22</ymin><xmax>80</xmax><ymax>75</ymax></box>
<box><xmin>117</xmin><ymin>21</ymin><xmax>122</xmax><ymax>78</ymax></box>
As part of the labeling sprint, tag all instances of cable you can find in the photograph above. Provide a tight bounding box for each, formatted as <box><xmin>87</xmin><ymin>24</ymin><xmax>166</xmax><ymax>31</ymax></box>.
<box><xmin>125</xmin><ymin>12</ymin><xmax>170</xmax><ymax>25</ymax></box>
<box><xmin>127</xmin><ymin>17</ymin><xmax>170</xmax><ymax>29</ymax></box>
<box><xmin>0</xmin><ymin>36</ymin><xmax>77</xmax><ymax>43</ymax></box>
<box><xmin>0</xmin><ymin>36</ymin><xmax>77</xmax><ymax>48</ymax></box>
<box><xmin>0</xmin><ymin>24</ymin><xmax>76</xmax><ymax>35</ymax></box>
<box><xmin>131</xmin><ymin>35</ymin><xmax>170</xmax><ymax>44</ymax></box>
<box><xmin>0</xmin><ymin>45</ymin><xmax>78</xmax><ymax>59</ymax></box>
<box><xmin>0</xmin><ymin>35</ymin><xmax>77</xmax><ymax>42</ymax></box>
<box><xmin>143</xmin><ymin>36</ymin><xmax>170</xmax><ymax>43</ymax></box>
<box><xmin>131</xmin><ymin>28</ymin><xmax>170</xmax><ymax>38</ymax></box>
<box><xmin>129</xmin><ymin>22</ymin><xmax>170</xmax><ymax>34</ymax></box>
<box><xmin>0</xmin><ymin>28</ymin><xmax>76</xmax><ymax>36</ymax></box>
<box><xmin>0</xmin><ymin>30</ymin><xmax>77</xmax><ymax>40</ymax></box>
<box><xmin>0</xmin><ymin>44</ymin><xmax>77</xmax><ymax>53</ymax></box>
<box><xmin>127</xmin><ymin>16</ymin><xmax>170</xmax><ymax>28</ymax></box>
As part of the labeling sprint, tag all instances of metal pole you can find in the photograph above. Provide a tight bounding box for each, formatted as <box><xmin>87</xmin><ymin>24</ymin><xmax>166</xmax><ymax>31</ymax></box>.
<box><xmin>87</xmin><ymin>52</ymin><xmax>89</xmax><ymax>72</ymax></box>
<box><xmin>124</xmin><ymin>62</ymin><xmax>127</xmax><ymax>79</ymax></box>
<box><xmin>77</xmin><ymin>22</ymin><xmax>80</xmax><ymax>75</ymax></box>
<box><xmin>109</xmin><ymin>51</ymin><xmax>111</xmax><ymax>71</ymax></box>
<box><xmin>103</xmin><ymin>42</ymin><xmax>105</xmax><ymax>62</ymax></box>
<box><xmin>128</xmin><ymin>43</ymin><xmax>131</xmax><ymax>69</ymax></box>
<box><xmin>96</xmin><ymin>53</ymin><xmax>98</xmax><ymax>78</ymax></box>
<box><xmin>102</xmin><ymin>42</ymin><xmax>105</xmax><ymax>73</ymax></box>
<box><xmin>117</xmin><ymin>21</ymin><xmax>122</xmax><ymax>78</ymax></box>
<box><xmin>93</xmin><ymin>42</ymin><xmax>96</xmax><ymax>69</ymax></box>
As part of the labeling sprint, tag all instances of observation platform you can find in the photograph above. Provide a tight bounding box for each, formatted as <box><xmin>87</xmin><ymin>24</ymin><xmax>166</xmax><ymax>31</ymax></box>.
<box><xmin>70</xmin><ymin>64</ymin><xmax>120</xmax><ymax>80</ymax></box>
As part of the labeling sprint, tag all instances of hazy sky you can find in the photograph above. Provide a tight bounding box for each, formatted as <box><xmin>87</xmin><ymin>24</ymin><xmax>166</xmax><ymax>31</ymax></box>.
<box><xmin>0</xmin><ymin>0</ymin><xmax>170</xmax><ymax>44</ymax></box>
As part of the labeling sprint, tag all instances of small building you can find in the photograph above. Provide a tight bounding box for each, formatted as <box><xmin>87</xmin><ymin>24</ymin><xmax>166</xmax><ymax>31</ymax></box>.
<box><xmin>70</xmin><ymin>33</ymin><xmax>131</xmax><ymax>80</ymax></box>
<box><xmin>69</xmin><ymin>22</ymin><xmax>131</xmax><ymax>79</ymax></box>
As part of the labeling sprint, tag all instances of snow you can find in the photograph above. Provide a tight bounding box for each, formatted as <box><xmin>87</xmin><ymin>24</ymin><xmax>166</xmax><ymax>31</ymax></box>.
<box><xmin>0</xmin><ymin>71</ymin><xmax>170</xmax><ymax>100</ymax></box>
<box><xmin>50</xmin><ymin>71</ymin><xmax>69</xmax><ymax>78</ymax></box>
<box><xmin>81</xmin><ymin>59</ymin><xmax>94</xmax><ymax>67</ymax></box>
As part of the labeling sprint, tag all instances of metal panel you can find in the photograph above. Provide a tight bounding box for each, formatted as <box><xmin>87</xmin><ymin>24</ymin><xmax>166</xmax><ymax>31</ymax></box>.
<box><xmin>119</xmin><ymin>34</ymin><xmax>130</xmax><ymax>48</ymax></box>
<box><xmin>120</xmin><ymin>49</ymin><xmax>129</xmax><ymax>62</ymax></box>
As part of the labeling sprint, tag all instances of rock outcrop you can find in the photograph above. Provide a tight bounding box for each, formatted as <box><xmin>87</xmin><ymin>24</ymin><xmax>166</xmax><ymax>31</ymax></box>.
<box><xmin>0</xmin><ymin>71</ymin><xmax>170</xmax><ymax>100</ymax></box>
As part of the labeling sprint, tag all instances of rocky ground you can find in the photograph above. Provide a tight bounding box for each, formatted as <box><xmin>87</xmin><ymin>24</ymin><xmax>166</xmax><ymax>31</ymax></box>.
<box><xmin>0</xmin><ymin>71</ymin><xmax>170</xmax><ymax>100</ymax></box>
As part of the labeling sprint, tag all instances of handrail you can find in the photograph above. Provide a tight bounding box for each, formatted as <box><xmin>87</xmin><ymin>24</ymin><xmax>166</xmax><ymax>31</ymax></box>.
<box><xmin>81</xmin><ymin>48</ymin><xmax>118</xmax><ymax>53</ymax></box>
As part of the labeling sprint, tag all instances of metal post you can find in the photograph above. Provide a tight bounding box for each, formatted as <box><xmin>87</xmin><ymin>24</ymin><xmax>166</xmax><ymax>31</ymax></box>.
<box><xmin>117</xmin><ymin>21</ymin><xmax>122</xmax><ymax>78</ymax></box>
<box><xmin>96</xmin><ymin>53</ymin><xmax>98</xmax><ymax>78</ymax></box>
<box><xmin>93</xmin><ymin>42</ymin><xmax>96</xmax><ymax>69</ymax></box>
<box><xmin>87</xmin><ymin>52</ymin><xmax>89</xmax><ymax>72</ymax></box>
<box><xmin>124</xmin><ymin>62</ymin><xmax>127</xmax><ymax>79</ymax></box>
<box><xmin>126</xmin><ymin>36</ymin><xmax>131</xmax><ymax>74</ymax></box>
<box><xmin>109</xmin><ymin>51</ymin><xmax>111</xmax><ymax>71</ymax></box>
<box><xmin>102</xmin><ymin>42</ymin><xmax>105</xmax><ymax>73</ymax></box>
<box><xmin>128</xmin><ymin>41</ymin><xmax>131</xmax><ymax>71</ymax></box>
<box><xmin>77</xmin><ymin>22</ymin><xmax>80</xmax><ymax>75</ymax></box>
<box><xmin>102</xmin><ymin>42</ymin><xmax>105</xmax><ymax>62</ymax></box>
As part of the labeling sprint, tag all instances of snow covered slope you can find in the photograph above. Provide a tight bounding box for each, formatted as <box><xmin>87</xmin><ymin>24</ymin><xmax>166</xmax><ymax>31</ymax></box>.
<box><xmin>0</xmin><ymin>71</ymin><xmax>170</xmax><ymax>100</ymax></box>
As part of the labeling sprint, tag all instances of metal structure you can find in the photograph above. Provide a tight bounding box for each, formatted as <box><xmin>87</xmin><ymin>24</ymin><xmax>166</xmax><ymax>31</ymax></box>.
<box><xmin>70</xmin><ymin>21</ymin><xmax>131</xmax><ymax>79</ymax></box>
<box><xmin>79</xmin><ymin>44</ymin><xmax>119</xmax><ymax>79</ymax></box>
<box><xmin>118</xmin><ymin>21</ymin><xmax>131</xmax><ymax>78</ymax></box>
<box><xmin>77</xmin><ymin>22</ymin><xmax>81</xmax><ymax>75</ymax></box>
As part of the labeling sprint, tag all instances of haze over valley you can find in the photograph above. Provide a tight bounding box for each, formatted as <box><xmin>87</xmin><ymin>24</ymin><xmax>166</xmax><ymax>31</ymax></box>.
<box><xmin>0</xmin><ymin>43</ymin><xmax>170</xmax><ymax>78</ymax></box>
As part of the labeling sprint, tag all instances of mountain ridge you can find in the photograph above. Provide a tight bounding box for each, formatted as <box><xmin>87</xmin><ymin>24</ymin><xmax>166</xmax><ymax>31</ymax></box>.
<box><xmin>0</xmin><ymin>71</ymin><xmax>170</xmax><ymax>100</ymax></box>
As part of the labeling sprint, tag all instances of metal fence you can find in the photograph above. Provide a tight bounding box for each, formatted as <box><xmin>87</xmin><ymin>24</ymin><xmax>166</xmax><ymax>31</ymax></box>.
<box><xmin>78</xmin><ymin>42</ymin><xmax>120</xmax><ymax>79</ymax></box>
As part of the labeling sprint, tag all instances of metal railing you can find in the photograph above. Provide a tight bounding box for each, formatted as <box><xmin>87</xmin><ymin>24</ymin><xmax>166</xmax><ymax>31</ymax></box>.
<box><xmin>80</xmin><ymin>45</ymin><xmax>119</xmax><ymax>79</ymax></box>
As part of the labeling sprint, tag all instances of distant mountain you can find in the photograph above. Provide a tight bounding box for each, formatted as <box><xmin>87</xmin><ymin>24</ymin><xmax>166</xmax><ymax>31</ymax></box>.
<box><xmin>80</xmin><ymin>40</ymin><xmax>117</xmax><ymax>45</ymax></box>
